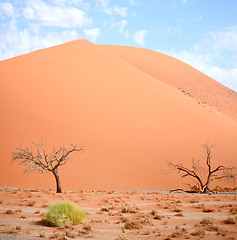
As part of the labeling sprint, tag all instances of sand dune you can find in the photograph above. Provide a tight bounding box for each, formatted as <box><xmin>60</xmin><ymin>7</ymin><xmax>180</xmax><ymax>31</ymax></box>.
<box><xmin>0</xmin><ymin>39</ymin><xmax>237</xmax><ymax>191</ymax></box>
<box><xmin>99</xmin><ymin>45</ymin><xmax>237</xmax><ymax>120</ymax></box>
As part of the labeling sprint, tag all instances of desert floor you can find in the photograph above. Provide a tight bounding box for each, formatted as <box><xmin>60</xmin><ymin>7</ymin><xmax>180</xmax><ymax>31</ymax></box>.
<box><xmin>0</xmin><ymin>187</ymin><xmax>236</xmax><ymax>240</ymax></box>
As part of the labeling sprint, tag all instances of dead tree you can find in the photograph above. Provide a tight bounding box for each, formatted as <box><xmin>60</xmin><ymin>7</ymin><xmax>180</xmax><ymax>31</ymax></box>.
<box><xmin>168</xmin><ymin>144</ymin><xmax>236</xmax><ymax>193</ymax></box>
<box><xmin>12</xmin><ymin>141</ymin><xmax>83</xmax><ymax>193</ymax></box>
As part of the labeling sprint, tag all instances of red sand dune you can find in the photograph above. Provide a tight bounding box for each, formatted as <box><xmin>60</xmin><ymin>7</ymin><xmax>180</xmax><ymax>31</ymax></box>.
<box><xmin>0</xmin><ymin>39</ymin><xmax>237</xmax><ymax>191</ymax></box>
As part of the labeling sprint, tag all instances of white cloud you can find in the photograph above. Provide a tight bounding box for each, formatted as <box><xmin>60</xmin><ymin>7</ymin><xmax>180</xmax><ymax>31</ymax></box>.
<box><xmin>160</xmin><ymin>49</ymin><xmax>237</xmax><ymax>92</ymax></box>
<box><xmin>112</xmin><ymin>20</ymin><xmax>129</xmax><ymax>38</ymax></box>
<box><xmin>23</xmin><ymin>0</ymin><xmax>92</xmax><ymax>28</ymax></box>
<box><xmin>158</xmin><ymin>25</ymin><xmax>237</xmax><ymax>92</ymax></box>
<box><xmin>128</xmin><ymin>0</ymin><xmax>136</xmax><ymax>5</ymax></box>
<box><xmin>133</xmin><ymin>29</ymin><xmax>147</xmax><ymax>45</ymax></box>
<box><xmin>182</xmin><ymin>0</ymin><xmax>187</xmax><ymax>3</ymax></box>
<box><xmin>113</xmin><ymin>6</ymin><xmax>127</xmax><ymax>17</ymax></box>
<box><xmin>0</xmin><ymin>17</ymin><xmax>80</xmax><ymax>60</ymax></box>
<box><xmin>96</xmin><ymin>0</ymin><xmax>112</xmax><ymax>14</ymax></box>
<box><xmin>83</xmin><ymin>28</ymin><xmax>100</xmax><ymax>42</ymax></box>
<box><xmin>164</xmin><ymin>26</ymin><xmax>181</xmax><ymax>36</ymax></box>
<box><xmin>208</xmin><ymin>26</ymin><xmax>237</xmax><ymax>52</ymax></box>
<box><xmin>0</xmin><ymin>2</ymin><xmax>15</xmax><ymax>17</ymax></box>
<box><xmin>95</xmin><ymin>0</ymin><xmax>127</xmax><ymax>17</ymax></box>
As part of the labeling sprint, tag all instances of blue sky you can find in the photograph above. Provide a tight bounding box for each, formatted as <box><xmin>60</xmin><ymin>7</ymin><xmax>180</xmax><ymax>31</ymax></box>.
<box><xmin>1</xmin><ymin>0</ymin><xmax>237</xmax><ymax>91</ymax></box>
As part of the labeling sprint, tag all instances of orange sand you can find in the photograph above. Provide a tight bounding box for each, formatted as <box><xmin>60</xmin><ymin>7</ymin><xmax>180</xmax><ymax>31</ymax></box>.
<box><xmin>0</xmin><ymin>39</ymin><xmax>237</xmax><ymax>191</ymax></box>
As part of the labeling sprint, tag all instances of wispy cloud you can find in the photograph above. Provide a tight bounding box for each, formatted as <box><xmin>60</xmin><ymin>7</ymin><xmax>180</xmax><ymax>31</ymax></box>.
<box><xmin>112</xmin><ymin>20</ymin><xmax>129</xmax><ymax>38</ymax></box>
<box><xmin>23</xmin><ymin>0</ymin><xmax>92</xmax><ymax>28</ymax></box>
<box><xmin>133</xmin><ymin>29</ymin><xmax>147</xmax><ymax>45</ymax></box>
<box><xmin>83</xmin><ymin>28</ymin><xmax>100</xmax><ymax>42</ymax></box>
<box><xmin>95</xmin><ymin>0</ymin><xmax>127</xmax><ymax>17</ymax></box>
<box><xmin>160</xmin><ymin>26</ymin><xmax>237</xmax><ymax>91</ymax></box>
<box><xmin>0</xmin><ymin>2</ymin><xmax>15</xmax><ymax>17</ymax></box>
<box><xmin>128</xmin><ymin>0</ymin><xmax>136</xmax><ymax>6</ymax></box>
<box><xmin>113</xmin><ymin>5</ymin><xmax>127</xmax><ymax>17</ymax></box>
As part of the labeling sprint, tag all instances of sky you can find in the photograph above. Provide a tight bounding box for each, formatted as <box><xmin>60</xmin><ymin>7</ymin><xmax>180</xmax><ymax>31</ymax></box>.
<box><xmin>0</xmin><ymin>0</ymin><xmax>237</xmax><ymax>91</ymax></box>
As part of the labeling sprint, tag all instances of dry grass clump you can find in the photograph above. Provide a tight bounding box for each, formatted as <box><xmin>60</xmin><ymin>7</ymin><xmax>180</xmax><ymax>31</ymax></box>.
<box><xmin>230</xmin><ymin>207</ymin><xmax>237</xmax><ymax>214</ymax></box>
<box><xmin>190</xmin><ymin>198</ymin><xmax>199</xmax><ymax>203</ymax></box>
<box><xmin>27</xmin><ymin>201</ymin><xmax>36</xmax><ymax>206</ymax></box>
<box><xmin>65</xmin><ymin>230</ymin><xmax>76</xmax><ymax>238</ymax></box>
<box><xmin>223</xmin><ymin>217</ymin><xmax>236</xmax><ymax>224</ymax></box>
<box><xmin>203</xmin><ymin>208</ymin><xmax>214</xmax><ymax>213</ymax></box>
<box><xmin>198</xmin><ymin>217</ymin><xmax>214</xmax><ymax>226</ymax></box>
<box><xmin>150</xmin><ymin>209</ymin><xmax>163</xmax><ymax>220</ymax></box>
<box><xmin>174</xmin><ymin>213</ymin><xmax>183</xmax><ymax>217</ymax></box>
<box><xmin>78</xmin><ymin>224</ymin><xmax>93</xmax><ymax>235</ymax></box>
<box><xmin>153</xmin><ymin>227</ymin><xmax>161</xmax><ymax>236</ymax></box>
<box><xmin>100</xmin><ymin>206</ymin><xmax>110</xmax><ymax>212</ymax></box>
<box><xmin>173</xmin><ymin>208</ymin><xmax>182</xmax><ymax>213</ymax></box>
<box><xmin>121</xmin><ymin>205</ymin><xmax>137</xmax><ymax>213</ymax></box>
<box><xmin>216</xmin><ymin>227</ymin><xmax>227</xmax><ymax>237</ymax></box>
<box><xmin>170</xmin><ymin>226</ymin><xmax>187</xmax><ymax>238</ymax></box>
<box><xmin>139</xmin><ymin>217</ymin><xmax>153</xmax><ymax>226</ymax></box>
<box><xmin>5</xmin><ymin>209</ymin><xmax>14</xmax><ymax>214</ymax></box>
<box><xmin>191</xmin><ymin>229</ymin><xmax>205</xmax><ymax>237</ymax></box>
<box><xmin>123</xmin><ymin>220</ymin><xmax>141</xmax><ymax>230</ymax></box>
<box><xmin>115</xmin><ymin>234</ymin><xmax>129</xmax><ymax>240</ymax></box>
<box><xmin>44</xmin><ymin>200</ymin><xmax>86</xmax><ymax>227</ymax></box>
<box><xmin>49</xmin><ymin>232</ymin><xmax>66</xmax><ymax>239</ymax></box>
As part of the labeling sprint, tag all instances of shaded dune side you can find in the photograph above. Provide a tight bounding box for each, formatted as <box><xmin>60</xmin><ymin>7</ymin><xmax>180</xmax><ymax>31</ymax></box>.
<box><xmin>99</xmin><ymin>45</ymin><xmax>237</xmax><ymax>121</ymax></box>
<box><xmin>0</xmin><ymin>39</ymin><xmax>237</xmax><ymax>191</ymax></box>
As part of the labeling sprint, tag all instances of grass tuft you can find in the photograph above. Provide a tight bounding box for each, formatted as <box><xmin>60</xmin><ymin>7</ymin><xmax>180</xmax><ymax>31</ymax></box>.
<box><xmin>44</xmin><ymin>200</ymin><xmax>86</xmax><ymax>227</ymax></box>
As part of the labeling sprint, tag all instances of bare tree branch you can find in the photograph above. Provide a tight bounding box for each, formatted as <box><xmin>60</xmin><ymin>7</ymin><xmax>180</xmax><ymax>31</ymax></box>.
<box><xmin>167</xmin><ymin>144</ymin><xmax>236</xmax><ymax>193</ymax></box>
<box><xmin>12</xmin><ymin>140</ymin><xmax>83</xmax><ymax>193</ymax></box>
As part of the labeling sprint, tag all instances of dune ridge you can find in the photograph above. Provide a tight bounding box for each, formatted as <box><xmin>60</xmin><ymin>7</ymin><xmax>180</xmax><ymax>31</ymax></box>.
<box><xmin>99</xmin><ymin>44</ymin><xmax>237</xmax><ymax>121</ymax></box>
<box><xmin>0</xmin><ymin>39</ymin><xmax>237</xmax><ymax>191</ymax></box>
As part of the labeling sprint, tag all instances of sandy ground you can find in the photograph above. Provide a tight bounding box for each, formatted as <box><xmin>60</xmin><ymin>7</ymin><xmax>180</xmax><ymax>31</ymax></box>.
<box><xmin>0</xmin><ymin>187</ymin><xmax>236</xmax><ymax>240</ymax></box>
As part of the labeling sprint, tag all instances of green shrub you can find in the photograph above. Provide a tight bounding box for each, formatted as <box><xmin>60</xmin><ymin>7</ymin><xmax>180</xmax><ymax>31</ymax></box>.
<box><xmin>44</xmin><ymin>201</ymin><xmax>86</xmax><ymax>227</ymax></box>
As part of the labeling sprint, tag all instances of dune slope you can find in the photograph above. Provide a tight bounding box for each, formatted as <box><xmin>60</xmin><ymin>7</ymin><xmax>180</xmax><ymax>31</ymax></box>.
<box><xmin>0</xmin><ymin>39</ymin><xmax>237</xmax><ymax>191</ymax></box>
<box><xmin>99</xmin><ymin>45</ymin><xmax>237</xmax><ymax>120</ymax></box>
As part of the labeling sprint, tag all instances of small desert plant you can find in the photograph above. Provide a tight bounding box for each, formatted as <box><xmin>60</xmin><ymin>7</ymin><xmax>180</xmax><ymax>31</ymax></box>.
<box><xmin>27</xmin><ymin>201</ymin><xmax>36</xmax><ymax>206</ymax></box>
<box><xmin>190</xmin><ymin>198</ymin><xmax>199</xmax><ymax>203</ymax></box>
<box><xmin>173</xmin><ymin>208</ymin><xmax>182</xmax><ymax>212</ymax></box>
<box><xmin>121</xmin><ymin>205</ymin><xmax>137</xmax><ymax>213</ymax></box>
<box><xmin>153</xmin><ymin>227</ymin><xmax>161</xmax><ymax>236</ymax></box>
<box><xmin>217</xmin><ymin>227</ymin><xmax>227</xmax><ymax>237</ymax></box>
<box><xmin>124</xmin><ymin>220</ymin><xmax>141</xmax><ymax>230</ymax></box>
<box><xmin>0</xmin><ymin>199</ymin><xmax>3</xmax><ymax>204</ymax></box>
<box><xmin>150</xmin><ymin>210</ymin><xmax>157</xmax><ymax>216</ymax></box>
<box><xmin>230</xmin><ymin>207</ymin><xmax>237</xmax><ymax>214</ymax></box>
<box><xmin>223</xmin><ymin>217</ymin><xmax>235</xmax><ymax>224</ymax></box>
<box><xmin>44</xmin><ymin>201</ymin><xmax>86</xmax><ymax>227</ymax></box>
<box><xmin>115</xmin><ymin>235</ymin><xmax>129</xmax><ymax>240</ymax></box>
<box><xmin>139</xmin><ymin>217</ymin><xmax>153</xmax><ymax>226</ymax></box>
<box><xmin>191</xmin><ymin>229</ymin><xmax>205</xmax><ymax>237</ymax></box>
<box><xmin>203</xmin><ymin>208</ymin><xmax>214</xmax><ymax>213</ymax></box>
<box><xmin>175</xmin><ymin>213</ymin><xmax>183</xmax><ymax>217</ymax></box>
<box><xmin>15</xmin><ymin>226</ymin><xmax>21</xmax><ymax>231</ymax></box>
<box><xmin>100</xmin><ymin>206</ymin><xmax>110</xmax><ymax>212</ymax></box>
<box><xmin>170</xmin><ymin>226</ymin><xmax>187</xmax><ymax>238</ymax></box>
<box><xmin>5</xmin><ymin>209</ymin><xmax>14</xmax><ymax>214</ymax></box>
<box><xmin>213</xmin><ymin>185</ymin><xmax>222</xmax><ymax>191</ymax></box>
<box><xmin>78</xmin><ymin>224</ymin><xmax>93</xmax><ymax>235</ymax></box>
<box><xmin>199</xmin><ymin>217</ymin><xmax>214</xmax><ymax>226</ymax></box>
<box><xmin>142</xmin><ymin>230</ymin><xmax>150</xmax><ymax>235</ymax></box>
<box><xmin>65</xmin><ymin>230</ymin><xmax>76</xmax><ymax>238</ymax></box>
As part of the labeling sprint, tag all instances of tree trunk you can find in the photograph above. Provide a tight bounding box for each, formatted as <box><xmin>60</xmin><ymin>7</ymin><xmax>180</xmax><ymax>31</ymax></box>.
<box><xmin>52</xmin><ymin>170</ymin><xmax>62</xmax><ymax>193</ymax></box>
